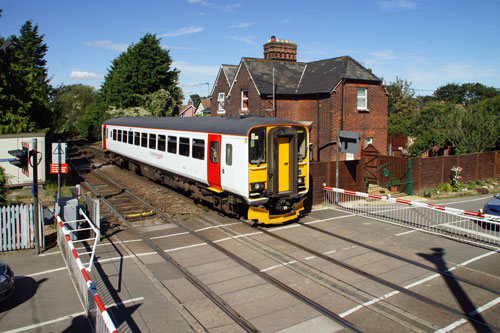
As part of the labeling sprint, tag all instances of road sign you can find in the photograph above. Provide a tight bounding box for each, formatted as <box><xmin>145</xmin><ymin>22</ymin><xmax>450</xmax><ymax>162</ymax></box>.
<box><xmin>50</xmin><ymin>163</ymin><xmax>68</xmax><ymax>174</ymax></box>
<box><xmin>51</xmin><ymin>142</ymin><xmax>68</xmax><ymax>174</ymax></box>
<box><xmin>52</xmin><ymin>142</ymin><xmax>67</xmax><ymax>164</ymax></box>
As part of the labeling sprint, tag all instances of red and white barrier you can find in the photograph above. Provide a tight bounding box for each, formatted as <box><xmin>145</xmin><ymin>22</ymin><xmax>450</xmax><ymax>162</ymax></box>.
<box><xmin>323</xmin><ymin>187</ymin><xmax>500</xmax><ymax>250</ymax></box>
<box><xmin>57</xmin><ymin>215</ymin><xmax>118</xmax><ymax>333</ymax></box>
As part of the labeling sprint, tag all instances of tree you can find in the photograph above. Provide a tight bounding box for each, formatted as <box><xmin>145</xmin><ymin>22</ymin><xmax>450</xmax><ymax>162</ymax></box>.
<box><xmin>434</xmin><ymin>82</ymin><xmax>500</xmax><ymax>107</ymax></box>
<box><xmin>99</xmin><ymin>33</ymin><xmax>183</xmax><ymax>113</ymax></box>
<box><xmin>0</xmin><ymin>20</ymin><xmax>52</xmax><ymax>134</ymax></box>
<box><xmin>51</xmin><ymin>84</ymin><xmax>97</xmax><ymax>135</ymax></box>
<box><xmin>0</xmin><ymin>166</ymin><xmax>8</xmax><ymax>206</ymax></box>
<box><xmin>386</xmin><ymin>78</ymin><xmax>419</xmax><ymax>136</ymax></box>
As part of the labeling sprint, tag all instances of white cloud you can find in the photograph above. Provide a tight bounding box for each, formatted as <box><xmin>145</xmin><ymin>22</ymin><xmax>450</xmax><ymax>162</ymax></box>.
<box><xmin>173</xmin><ymin>61</ymin><xmax>219</xmax><ymax>76</ymax></box>
<box><xmin>160</xmin><ymin>26</ymin><xmax>204</xmax><ymax>37</ymax></box>
<box><xmin>228</xmin><ymin>35</ymin><xmax>257</xmax><ymax>46</ymax></box>
<box><xmin>187</xmin><ymin>0</ymin><xmax>209</xmax><ymax>5</ymax></box>
<box><xmin>230</xmin><ymin>22</ymin><xmax>251</xmax><ymax>29</ymax></box>
<box><xmin>82</xmin><ymin>40</ymin><xmax>128</xmax><ymax>51</ymax></box>
<box><xmin>223</xmin><ymin>3</ymin><xmax>241</xmax><ymax>11</ymax></box>
<box><xmin>377</xmin><ymin>0</ymin><xmax>416</xmax><ymax>9</ymax></box>
<box><xmin>369</xmin><ymin>50</ymin><xmax>398</xmax><ymax>61</ymax></box>
<box><xmin>69</xmin><ymin>71</ymin><xmax>104</xmax><ymax>81</ymax></box>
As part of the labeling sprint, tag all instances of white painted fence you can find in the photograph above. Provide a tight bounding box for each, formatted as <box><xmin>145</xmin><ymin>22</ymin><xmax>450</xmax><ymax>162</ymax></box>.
<box><xmin>0</xmin><ymin>202</ymin><xmax>44</xmax><ymax>251</ymax></box>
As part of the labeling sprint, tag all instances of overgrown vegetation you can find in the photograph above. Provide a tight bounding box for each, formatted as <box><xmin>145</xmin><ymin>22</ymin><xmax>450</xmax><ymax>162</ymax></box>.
<box><xmin>387</xmin><ymin>79</ymin><xmax>500</xmax><ymax>157</ymax></box>
<box><xmin>0</xmin><ymin>166</ymin><xmax>8</xmax><ymax>205</ymax></box>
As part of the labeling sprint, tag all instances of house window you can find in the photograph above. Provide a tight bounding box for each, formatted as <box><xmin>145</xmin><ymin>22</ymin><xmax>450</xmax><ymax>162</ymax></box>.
<box><xmin>217</xmin><ymin>92</ymin><xmax>225</xmax><ymax>113</ymax></box>
<box><xmin>241</xmin><ymin>90</ymin><xmax>248</xmax><ymax>112</ymax></box>
<box><xmin>357</xmin><ymin>88</ymin><xmax>367</xmax><ymax>110</ymax></box>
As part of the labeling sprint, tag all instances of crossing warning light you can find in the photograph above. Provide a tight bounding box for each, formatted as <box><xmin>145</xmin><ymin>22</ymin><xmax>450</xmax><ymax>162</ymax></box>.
<box><xmin>8</xmin><ymin>146</ymin><xmax>29</xmax><ymax>169</ymax></box>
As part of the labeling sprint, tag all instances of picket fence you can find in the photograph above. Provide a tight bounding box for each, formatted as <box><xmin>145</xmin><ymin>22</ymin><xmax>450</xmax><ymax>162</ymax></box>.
<box><xmin>0</xmin><ymin>202</ymin><xmax>44</xmax><ymax>252</ymax></box>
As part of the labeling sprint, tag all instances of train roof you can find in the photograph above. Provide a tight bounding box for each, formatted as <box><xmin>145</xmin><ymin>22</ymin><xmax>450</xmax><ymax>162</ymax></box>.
<box><xmin>103</xmin><ymin>116</ymin><xmax>305</xmax><ymax>136</ymax></box>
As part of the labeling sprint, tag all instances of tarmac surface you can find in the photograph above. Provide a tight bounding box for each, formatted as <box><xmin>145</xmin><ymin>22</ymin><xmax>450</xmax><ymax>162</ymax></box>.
<box><xmin>0</xmin><ymin>195</ymin><xmax>499</xmax><ymax>332</ymax></box>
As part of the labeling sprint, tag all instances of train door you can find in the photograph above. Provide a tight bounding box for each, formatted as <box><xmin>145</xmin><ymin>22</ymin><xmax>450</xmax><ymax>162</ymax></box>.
<box><xmin>102</xmin><ymin>125</ymin><xmax>107</xmax><ymax>150</ymax></box>
<box><xmin>207</xmin><ymin>134</ymin><xmax>221</xmax><ymax>190</ymax></box>
<box><xmin>278</xmin><ymin>136</ymin><xmax>290</xmax><ymax>192</ymax></box>
<box><xmin>268</xmin><ymin>127</ymin><xmax>297</xmax><ymax>195</ymax></box>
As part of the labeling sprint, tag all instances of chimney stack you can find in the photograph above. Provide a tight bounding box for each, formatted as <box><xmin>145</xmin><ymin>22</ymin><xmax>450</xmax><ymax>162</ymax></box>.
<box><xmin>264</xmin><ymin>36</ymin><xmax>297</xmax><ymax>62</ymax></box>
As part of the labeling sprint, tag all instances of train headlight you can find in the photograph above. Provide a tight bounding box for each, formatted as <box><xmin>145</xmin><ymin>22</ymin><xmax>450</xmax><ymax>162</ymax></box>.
<box><xmin>251</xmin><ymin>182</ymin><xmax>266</xmax><ymax>191</ymax></box>
<box><xmin>297</xmin><ymin>176</ymin><xmax>305</xmax><ymax>185</ymax></box>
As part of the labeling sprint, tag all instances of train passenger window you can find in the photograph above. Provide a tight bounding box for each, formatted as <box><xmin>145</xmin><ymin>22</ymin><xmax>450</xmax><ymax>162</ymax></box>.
<box><xmin>179</xmin><ymin>137</ymin><xmax>190</xmax><ymax>156</ymax></box>
<box><xmin>117</xmin><ymin>130</ymin><xmax>122</xmax><ymax>142</ymax></box>
<box><xmin>134</xmin><ymin>132</ymin><xmax>140</xmax><ymax>146</ymax></box>
<box><xmin>158</xmin><ymin>135</ymin><xmax>166</xmax><ymax>151</ymax></box>
<box><xmin>141</xmin><ymin>133</ymin><xmax>147</xmax><ymax>147</ymax></box>
<box><xmin>249</xmin><ymin>127</ymin><xmax>266</xmax><ymax>165</ymax></box>
<box><xmin>226</xmin><ymin>144</ymin><xmax>232</xmax><ymax>166</ymax></box>
<box><xmin>296</xmin><ymin>127</ymin><xmax>307</xmax><ymax>161</ymax></box>
<box><xmin>113</xmin><ymin>129</ymin><xmax>117</xmax><ymax>141</ymax></box>
<box><xmin>128</xmin><ymin>131</ymin><xmax>133</xmax><ymax>144</ymax></box>
<box><xmin>167</xmin><ymin>136</ymin><xmax>177</xmax><ymax>154</ymax></box>
<box><xmin>122</xmin><ymin>131</ymin><xmax>128</xmax><ymax>143</ymax></box>
<box><xmin>192</xmin><ymin>139</ymin><xmax>205</xmax><ymax>160</ymax></box>
<box><xmin>209</xmin><ymin>141</ymin><xmax>219</xmax><ymax>164</ymax></box>
<box><xmin>149</xmin><ymin>134</ymin><xmax>156</xmax><ymax>150</ymax></box>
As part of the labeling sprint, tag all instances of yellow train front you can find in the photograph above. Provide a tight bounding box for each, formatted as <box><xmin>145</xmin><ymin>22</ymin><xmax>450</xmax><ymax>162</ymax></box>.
<box><xmin>245</xmin><ymin>122</ymin><xmax>309</xmax><ymax>224</ymax></box>
<box><xmin>102</xmin><ymin>116</ymin><xmax>309</xmax><ymax>224</ymax></box>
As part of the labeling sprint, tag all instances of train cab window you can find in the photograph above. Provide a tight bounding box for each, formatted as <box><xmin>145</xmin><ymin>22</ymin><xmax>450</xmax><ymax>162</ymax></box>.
<box><xmin>113</xmin><ymin>129</ymin><xmax>117</xmax><ymax>141</ymax></box>
<box><xmin>158</xmin><ymin>135</ymin><xmax>166</xmax><ymax>152</ymax></box>
<box><xmin>192</xmin><ymin>139</ymin><xmax>205</xmax><ymax>160</ymax></box>
<box><xmin>122</xmin><ymin>131</ymin><xmax>128</xmax><ymax>143</ymax></box>
<box><xmin>117</xmin><ymin>130</ymin><xmax>122</xmax><ymax>142</ymax></box>
<box><xmin>249</xmin><ymin>127</ymin><xmax>266</xmax><ymax>165</ymax></box>
<box><xmin>141</xmin><ymin>133</ymin><xmax>147</xmax><ymax>147</ymax></box>
<box><xmin>179</xmin><ymin>137</ymin><xmax>190</xmax><ymax>156</ymax></box>
<box><xmin>128</xmin><ymin>131</ymin><xmax>133</xmax><ymax>144</ymax></box>
<box><xmin>134</xmin><ymin>132</ymin><xmax>140</xmax><ymax>146</ymax></box>
<box><xmin>167</xmin><ymin>136</ymin><xmax>177</xmax><ymax>154</ymax></box>
<box><xmin>226</xmin><ymin>144</ymin><xmax>233</xmax><ymax>166</ymax></box>
<box><xmin>296</xmin><ymin>128</ymin><xmax>307</xmax><ymax>161</ymax></box>
<box><xmin>149</xmin><ymin>134</ymin><xmax>156</xmax><ymax>150</ymax></box>
<box><xmin>209</xmin><ymin>141</ymin><xmax>219</xmax><ymax>164</ymax></box>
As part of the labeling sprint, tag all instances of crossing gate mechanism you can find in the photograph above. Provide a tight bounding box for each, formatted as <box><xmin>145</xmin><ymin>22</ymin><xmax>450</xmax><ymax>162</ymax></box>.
<box><xmin>323</xmin><ymin>187</ymin><xmax>500</xmax><ymax>250</ymax></box>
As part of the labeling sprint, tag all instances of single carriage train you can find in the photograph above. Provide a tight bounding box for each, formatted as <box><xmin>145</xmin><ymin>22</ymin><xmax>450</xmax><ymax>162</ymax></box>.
<box><xmin>102</xmin><ymin>116</ymin><xmax>309</xmax><ymax>224</ymax></box>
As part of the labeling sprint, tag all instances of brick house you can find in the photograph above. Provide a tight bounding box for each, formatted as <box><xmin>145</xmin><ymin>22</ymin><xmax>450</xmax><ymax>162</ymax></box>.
<box><xmin>210</xmin><ymin>36</ymin><xmax>388</xmax><ymax>161</ymax></box>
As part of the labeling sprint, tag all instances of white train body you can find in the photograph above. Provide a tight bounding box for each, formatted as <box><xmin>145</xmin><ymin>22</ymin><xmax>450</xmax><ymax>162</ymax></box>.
<box><xmin>102</xmin><ymin>116</ymin><xmax>309</xmax><ymax>224</ymax></box>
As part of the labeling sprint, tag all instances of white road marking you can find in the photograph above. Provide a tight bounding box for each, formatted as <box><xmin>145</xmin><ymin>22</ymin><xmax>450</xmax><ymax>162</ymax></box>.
<box><xmin>3</xmin><ymin>297</ymin><xmax>144</xmax><ymax>333</ymax></box>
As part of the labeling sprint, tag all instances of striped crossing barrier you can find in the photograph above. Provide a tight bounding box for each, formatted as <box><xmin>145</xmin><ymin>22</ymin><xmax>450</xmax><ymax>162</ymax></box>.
<box><xmin>323</xmin><ymin>187</ymin><xmax>500</xmax><ymax>250</ymax></box>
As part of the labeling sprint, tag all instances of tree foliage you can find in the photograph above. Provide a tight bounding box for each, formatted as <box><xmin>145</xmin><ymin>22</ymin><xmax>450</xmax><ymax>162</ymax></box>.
<box><xmin>434</xmin><ymin>82</ymin><xmax>500</xmax><ymax>107</ymax></box>
<box><xmin>386</xmin><ymin>78</ymin><xmax>419</xmax><ymax>136</ymax></box>
<box><xmin>0</xmin><ymin>20</ymin><xmax>52</xmax><ymax>134</ymax></box>
<box><xmin>51</xmin><ymin>84</ymin><xmax>97</xmax><ymax>135</ymax></box>
<box><xmin>99</xmin><ymin>33</ymin><xmax>183</xmax><ymax>112</ymax></box>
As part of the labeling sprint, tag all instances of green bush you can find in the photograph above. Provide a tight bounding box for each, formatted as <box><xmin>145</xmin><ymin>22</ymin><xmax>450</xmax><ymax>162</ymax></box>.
<box><xmin>438</xmin><ymin>182</ymin><xmax>453</xmax><ymax>192</ymax></box>
<box><xmin>466</xmin><ymin>181</ymin><xmax>477</xmax><ymax>190</ymax></box>
<box><xmin>423</xmin><ymin>188</ymin><xmax>434</xmax><ymax>198</ymax></box>
<box><xmin>0</xmin><ymin>167</ymin><xmax>8</xmax><ymax>205</ymax></box>
<box><xmin>476</xmin><ymin>180</ymin><xmax>486</xmax><ymax>186</ymax></box>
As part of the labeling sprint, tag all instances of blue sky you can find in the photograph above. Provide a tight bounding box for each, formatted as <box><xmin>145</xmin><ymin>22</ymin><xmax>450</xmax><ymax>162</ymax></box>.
<box><xmin>1</xmin><ymin>0</ymin><xmax>499</xmax><ymax>103</ymax></box>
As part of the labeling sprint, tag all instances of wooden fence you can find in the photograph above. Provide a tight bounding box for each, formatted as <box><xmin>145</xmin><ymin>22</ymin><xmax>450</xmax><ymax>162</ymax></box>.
<box><xmin>0</xmin><ymin>203</ymin><xmax>44</xmax><ymax>251</ymax></box>
<box><xmin>307</xmin><ymin>150</ymin><xmax>500</xmax><ymax>206</ymax></box>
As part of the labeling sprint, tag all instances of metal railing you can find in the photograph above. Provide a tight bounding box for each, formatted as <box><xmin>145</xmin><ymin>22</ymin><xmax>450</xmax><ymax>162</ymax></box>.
<box><xmin>323</xmin><ymin>187</ymin><xmax>500</xmax><ymax>250</ymax></box>
<box><xmin>57</xmin><ymin>212</ymin><xmax>117</xmax><ymax>333</ymax></box>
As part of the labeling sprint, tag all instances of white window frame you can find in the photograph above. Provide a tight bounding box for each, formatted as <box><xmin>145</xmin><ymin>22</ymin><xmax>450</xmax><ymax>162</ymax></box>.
<box><xmin>241</xmin><ymin>89</ymin><xmax>249</xmax><ymax>112</ymax></box>
<box><xmin>217</xmin><ymin>92</ymin><xmax>225</xmax><ymax>113</ymax></box>
<box><xmin>357</xmin><ymin>88</ymin><xmax>368</xmax><ymax>110</ymax></box>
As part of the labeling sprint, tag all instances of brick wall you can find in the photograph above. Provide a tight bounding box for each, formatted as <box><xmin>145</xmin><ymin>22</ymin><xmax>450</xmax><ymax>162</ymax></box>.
<box><xmin>210</xmin><ymin>69</ymin><xmax>231</xmax><ymax>117</ymax></box>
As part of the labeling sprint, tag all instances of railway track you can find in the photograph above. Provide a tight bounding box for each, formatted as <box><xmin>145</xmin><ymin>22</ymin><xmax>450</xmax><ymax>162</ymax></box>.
<box><xmin>69</xmin><ymin>141</ymin><xmax>361</xmax><ymax>332</ymax></box>
<box><xmin>68</xmin><ymin>140</ymin><xmax>500</xmax><ymax>332</ymax></box>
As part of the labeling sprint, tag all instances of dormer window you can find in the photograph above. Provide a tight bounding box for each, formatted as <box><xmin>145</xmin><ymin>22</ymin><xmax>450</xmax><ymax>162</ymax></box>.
<box><xmin>357</xmin><ymin>88</ymin><xmax>368</xmax><ymax>111</ymax></box>
<box><xmin>241</xmin><ymin>89</ymin><xmax>249</xmax><ymax>112</ymax></box>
